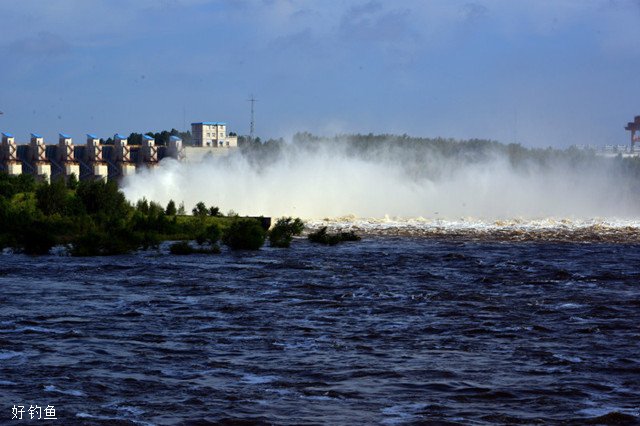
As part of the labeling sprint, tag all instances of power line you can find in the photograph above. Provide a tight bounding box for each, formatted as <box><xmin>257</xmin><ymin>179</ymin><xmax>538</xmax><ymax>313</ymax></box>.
<box><xmin>247</xmin><ymin>95</ymin><xmax>257</xmax><ymax>140</ymax></box>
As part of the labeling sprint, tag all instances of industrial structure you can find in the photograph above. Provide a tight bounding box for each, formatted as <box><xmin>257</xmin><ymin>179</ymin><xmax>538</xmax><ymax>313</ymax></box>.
<box><xmin>58</xmin><ymin>133</ymin><xmax>80</xmax><ymax>180</ymax></box>
<box><xmin>167</xmin><ymin>135</ymin><xmax>186</xmax><ymax>161</ymax></box>
<box><xmin>625</xmin><ymin>116</ymin><xmax>640</xmax><ymax>152</ymax></box>
<box><xmin>1</xmin><ymin>133</ymin><xmax>22</xmax><ymax>176</ymax></box>
<box><xmin>0</xmin><ymin>121</ymin><xmax>238</xmax><ymax>180</ymax></box>
<box><xmin>576</xmin><ymin>116</ymin><xmax>640</xmax><ymax>157</ymax></box>
<box><xmin>0</xmin><ymin>119</ymin><xmax>238</xmax><ymax>181</ymax></box>
<box><xmin>29</xmin><ymin>133</ymin><xmax>51</xmax><ymax>182</ymax></box>
<box><xmin>86</xmin><ymin>134</ymin><xmax>109</xmax><ymax>180</ymax></box>
<box><xmin>247</xmin><ymin>95</ymin><xmax>257</xmax><ymax>141</ymax></box>
<box><xmin>0</xmin><ymin>131</ymin><xmax>188</xmax><ymax>181</ymax></box>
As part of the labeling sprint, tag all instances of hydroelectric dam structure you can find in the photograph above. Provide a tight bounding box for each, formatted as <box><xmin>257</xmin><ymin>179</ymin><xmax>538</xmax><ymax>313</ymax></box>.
<box><xmin>0</xmin><ymin>132</ymin><xmax>186</xmax><ymax>182</ymax></box>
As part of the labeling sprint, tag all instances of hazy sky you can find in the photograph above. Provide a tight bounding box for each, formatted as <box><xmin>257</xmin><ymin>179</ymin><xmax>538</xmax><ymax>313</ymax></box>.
<box><xmin>0</xmin><ymin>0</ymin><xmax>639</xmax><ymax>147</ymax></box>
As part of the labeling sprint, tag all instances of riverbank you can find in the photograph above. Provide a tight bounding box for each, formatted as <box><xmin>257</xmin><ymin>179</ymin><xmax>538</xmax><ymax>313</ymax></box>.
<box><xmin>0</xmin><ymin>173</ymin><xmax>274</xmax><ymax>255</ymax></box>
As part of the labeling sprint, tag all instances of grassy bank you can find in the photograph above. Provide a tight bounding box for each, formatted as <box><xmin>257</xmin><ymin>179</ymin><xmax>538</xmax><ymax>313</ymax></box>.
<box><xmin>0</xmin><ymin>174</ymin><xmax>273</xmax><ymax>256</ymax></box>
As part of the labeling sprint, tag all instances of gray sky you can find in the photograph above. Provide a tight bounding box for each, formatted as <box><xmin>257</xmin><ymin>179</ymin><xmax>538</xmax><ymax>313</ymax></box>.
<box><xmin>0</xmin><ymin>0</ymin><xmax>639</xmax><ymax>147</ymax></box>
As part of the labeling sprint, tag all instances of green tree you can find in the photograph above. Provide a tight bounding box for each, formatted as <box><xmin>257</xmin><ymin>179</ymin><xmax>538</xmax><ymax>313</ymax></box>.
<box><xmin>136</xmin><ymin>198</ymin><xmax>150</xmax><ymax>215</ymax></box>
<box><xmin>67</xmin><ymin>173</ymin><xmax>79</xmax><ymax>190</ymax></box>
<box><xmin>192</xmin><ymin>201</ymin><xmax>208</xmax><ymax>216</ymax></box>
<box><xmin>36</xmin><ymin>177</ymin><xmax>69</xmax><ymax>216</ymax></box>
<box><xmin>0</xmin><ymin>174</ymin><xmax>36</xmax><ymax>198</ymax></box>
<box><xmin>76</xmin><ymin>179</ymin><xmax>131</xmax><ymax>217</ymax></box>
<box><xmin>269</xmin><ymin>217</ymin><xmax>304</xmax><ymax>248</ymax></box>
<box><xmin>165</xmin><ymin>200</ymin><xmax>177</xmax><ymax>216</ymax></box>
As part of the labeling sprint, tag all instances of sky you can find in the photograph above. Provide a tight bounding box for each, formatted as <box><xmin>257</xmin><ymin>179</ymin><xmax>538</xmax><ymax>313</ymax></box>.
<box><xmin>0</xmin><ymin>0</ymin><xmax>639</xmax><ymax>147</ymax></box>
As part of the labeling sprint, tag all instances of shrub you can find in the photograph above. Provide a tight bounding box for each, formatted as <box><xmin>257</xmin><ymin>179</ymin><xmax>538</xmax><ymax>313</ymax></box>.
<box><xmin>169</xmin><ymin>241</ymin><xmax>194</xmax><ymax>255</ymax></box>
<box><xmin>308</xmin><ymin>227</ymin><xmax>361</xmax><ymax>245</ymax></box>
<box><xmin>70</xmin><ymin>222</ymin><xmax>143</xmax><ymax>256</ymax></box>
<box><xmin>222</xmin><ymin>218</ymin><xmax>266</xmax><ymax>250</ymax></box>
<box><xmin>338</xmin><ymin>231</ymin><xmax>361</xmax><ymax>242</ymax></box>
<box><xmin>208</xmin><ymin>223</ymin><xmax>222</xmax><ymax>242</ymax></box>
<box><xmin>269</xmin><ymin>217</ymin><xmax>304</xmax><ymax>248</ymax></box>
<box><xmin>19</xmin><ymin>219</ymin><xmax>57</xmax><ymax>255</ymax></box>
<box><xmin>202</xmin><ymin>223</ymin><xmax>221</xmax><ymax>245</ymax></box>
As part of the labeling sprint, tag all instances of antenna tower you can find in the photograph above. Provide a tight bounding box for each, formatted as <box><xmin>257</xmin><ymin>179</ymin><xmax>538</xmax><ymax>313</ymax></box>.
<box><xmin>248</xmin><ymin>95</ymin><xmax>257</xmax><ymax>140</ymax></box>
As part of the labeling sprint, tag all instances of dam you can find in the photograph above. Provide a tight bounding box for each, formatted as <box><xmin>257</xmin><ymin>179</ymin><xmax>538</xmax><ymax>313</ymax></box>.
<box><xmin>0</xmin><ymin>131</ymin><xmax>235</xmax><ymax>182</ymax></box>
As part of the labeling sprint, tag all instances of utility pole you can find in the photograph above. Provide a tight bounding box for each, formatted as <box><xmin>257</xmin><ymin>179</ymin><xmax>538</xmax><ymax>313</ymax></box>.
<box><xmin>514</xmin><ymin>109</ymin><xmax>518</xmax><ymax>145</ymax></box>
<box><xmin>247</xmin><ymin>95</ymin><xmax>257</xmax><ymax>141</ymax></box>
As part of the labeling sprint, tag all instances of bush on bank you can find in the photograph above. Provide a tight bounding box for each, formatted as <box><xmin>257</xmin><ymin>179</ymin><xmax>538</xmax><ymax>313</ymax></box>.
<box><xmin>269</xmin><ymin>217</ymin><xmax>305</xmax><ymax>248</ymax></box>
<box><xmin>308</xmin><ymin>227</ymin><xmax>361</xmax><ymax>245</ymax></box>
<box><xmin>222</xmin><ymin>218</ymin><xmax>266</xmax><ymax>250</ymax></box>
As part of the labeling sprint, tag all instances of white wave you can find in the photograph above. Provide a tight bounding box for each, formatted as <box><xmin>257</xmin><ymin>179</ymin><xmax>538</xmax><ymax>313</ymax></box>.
<box><xmin>44</xmin><ymin>384</ymin><xmax>86</xmax><ymax>397</ymax></box>
<box><xmin>307</xmin><ymin>216</ymin><xmax>640</xmax><ymax>233</ymax></box>
<box><xmin>0</xmin><ymin>351</ymin><xmax>24</xmax><ymax>361</ymax></box>
<box><xmin>240</xmin><ymin>373</ymin><xmax>279</xmax><ymax>385</ymax></box>
<box><xmin>552</xmin><ymin>354</ymin><xmax>583</xmax><ymax>363</ymax></box>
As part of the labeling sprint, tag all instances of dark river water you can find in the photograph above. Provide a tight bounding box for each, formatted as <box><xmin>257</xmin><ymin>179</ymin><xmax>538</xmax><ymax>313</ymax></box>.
<box><xmin>1</xmin><ymin>237</ymin><xmax>639</xmax><ymax>425</ymax></box>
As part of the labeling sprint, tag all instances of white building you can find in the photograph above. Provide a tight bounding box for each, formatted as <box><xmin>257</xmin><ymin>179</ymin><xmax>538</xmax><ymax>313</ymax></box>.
<box><xmin>191</xmin><ymin>122</ymin><xmax>237</xmax><ymax>148</ymax></box>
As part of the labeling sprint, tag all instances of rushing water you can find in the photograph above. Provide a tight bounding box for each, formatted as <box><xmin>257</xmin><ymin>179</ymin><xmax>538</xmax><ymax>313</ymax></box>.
<box><xmin>1</xmin><ymin>236</ymin><xmax>639</xmax><ymax>425</ymax></box>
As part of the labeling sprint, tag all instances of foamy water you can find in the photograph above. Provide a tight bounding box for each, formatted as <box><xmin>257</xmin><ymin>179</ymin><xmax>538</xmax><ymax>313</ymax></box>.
<box><xmin>307</xmin><ymin>216</ymin><xmax>640</xmax><ymax>242</ymax></box>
